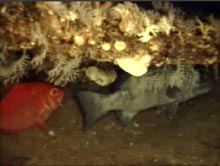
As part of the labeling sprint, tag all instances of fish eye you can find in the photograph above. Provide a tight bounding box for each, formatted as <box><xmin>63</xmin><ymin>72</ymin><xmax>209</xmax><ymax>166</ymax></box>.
<box><xmin>50</xmin><ymin>88</ymin><xmax>60</xmax><ymax>96</ymax></box>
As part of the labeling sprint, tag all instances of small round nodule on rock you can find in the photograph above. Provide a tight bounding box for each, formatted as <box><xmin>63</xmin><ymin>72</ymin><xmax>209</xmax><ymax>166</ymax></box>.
<box><xmin>114</xmin><ymin>41</ymin><xmax>126</xmax><ymax>51</ymax></box>
<box><xmin>74</xmin><ymin>35</ymin><xmax>85</xmax><ymax>46</ymax></box>
<box><xmin>85</xmin><ymin>66</ymin><xmax>117</xmax><ymax>86</ymax></box>
<box><xmin>101</xmin><ymin>43</ymin><xmax>111</xmax><ymax>51</ymax></box>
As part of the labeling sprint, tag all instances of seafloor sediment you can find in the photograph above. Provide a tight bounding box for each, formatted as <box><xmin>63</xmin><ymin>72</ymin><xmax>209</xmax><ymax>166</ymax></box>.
<box><xmin>1</xmin><ymin>82</ymin><xmax>220</xmax><ymax>166</ymax></box>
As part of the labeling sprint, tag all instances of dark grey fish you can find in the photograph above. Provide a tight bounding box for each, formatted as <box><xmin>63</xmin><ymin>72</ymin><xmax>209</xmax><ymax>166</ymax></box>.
<box><xmin>77</xmin><ymin>65</ymin><xmax>212</xmax><ymax>130</ymax></box>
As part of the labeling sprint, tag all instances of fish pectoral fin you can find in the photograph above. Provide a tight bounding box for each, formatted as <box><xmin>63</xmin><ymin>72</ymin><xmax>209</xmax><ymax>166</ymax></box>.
<box><xmin>166</xmin><ymin>86</ymin><xmax>181</xmax><ymax>99</ymax></box>
<box><xmin>35</xmin><ymin>119</ymin><xmax>47</xmax><ymax>129</ymax></box>
<box><xmin>156</xmin><ymin>101</ymin><xmax>179</xmax><ymax>119</ymax></box>
<box><xmin>115</xmin><ymin>111</ymin><xmax>135</xmax><ymax>126</ymax></box>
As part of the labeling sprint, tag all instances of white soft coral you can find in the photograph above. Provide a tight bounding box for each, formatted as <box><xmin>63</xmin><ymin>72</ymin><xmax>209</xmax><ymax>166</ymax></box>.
<box><xmin>69</xmin><ymin>2</ymin><xmax>111</xmax><ymax>27</ymax></box>
<box><xmin>113</xmin><ymin>2</ymin><xmax>147</xmax><ymax>36</ymax></box>
<box><xmin>1</xmin><ymin>53</ymin><xmax>30</xmax><ymax>84</ymax></box>
<box><xmin>30</xmin><ymin>23</ymin><xmax>48</xmax><ymax>71</ymax></box>
<box><xmin>47</xmin><ymin>56</ymin><xmax>81</xmax><ymax>86</ymax></box>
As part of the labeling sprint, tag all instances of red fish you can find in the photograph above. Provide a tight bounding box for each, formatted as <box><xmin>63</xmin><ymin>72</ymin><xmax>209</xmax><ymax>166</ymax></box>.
<box><xmin>0</xmin><ymin>82</ymin><xmax>64</xmax><ymax>132</ymax></box>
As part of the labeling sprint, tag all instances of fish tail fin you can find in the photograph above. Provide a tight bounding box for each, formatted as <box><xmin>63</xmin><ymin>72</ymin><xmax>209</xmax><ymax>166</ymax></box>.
<box><xmin>76</xmin><ymin>91</ymin><xmax>109</xmax><ymax>131</ymax></box>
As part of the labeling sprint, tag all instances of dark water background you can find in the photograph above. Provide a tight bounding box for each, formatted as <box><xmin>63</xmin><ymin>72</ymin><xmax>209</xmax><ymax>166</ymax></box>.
<box><xmin>136</xmin><ymin>1</ymin><xmax>220</xmax><ymax>17</ymax></box>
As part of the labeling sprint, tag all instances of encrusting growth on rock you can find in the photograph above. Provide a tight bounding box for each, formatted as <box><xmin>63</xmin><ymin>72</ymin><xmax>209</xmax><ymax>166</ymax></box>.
<box><xmin>1</xmin><ymin>2</ymin><xmax>220</xmax><ymax>86</ymax></box>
